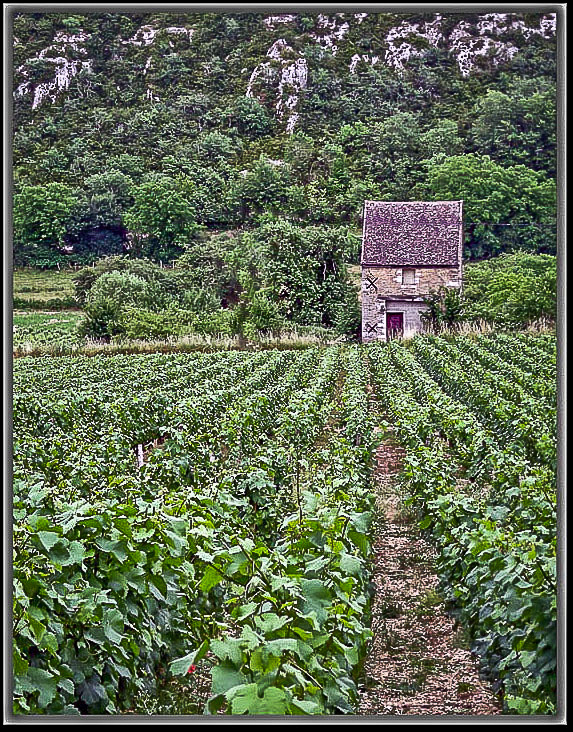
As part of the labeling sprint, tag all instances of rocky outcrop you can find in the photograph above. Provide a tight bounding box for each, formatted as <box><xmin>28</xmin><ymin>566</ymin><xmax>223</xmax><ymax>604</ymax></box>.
<box><xmin>13</xmin><ymin>11</ymin><xmax>557</xmax><ymax>127</ymax></box>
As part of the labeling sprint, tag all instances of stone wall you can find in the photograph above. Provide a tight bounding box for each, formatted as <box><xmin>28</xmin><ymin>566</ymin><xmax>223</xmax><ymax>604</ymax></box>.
<box><xmin>362</xmin><ymin>298</ymin><xmax>429</xmax><ymax>342</ymax></box>
<box><xmin>361</xmin><ymin>265</ymin><xmax>462</xmax><ymax>342</ymax></box>
<box><xmin>362</xmin><ymin>265</ymin><xmax>461</xmax><ymax>299</ymax></box>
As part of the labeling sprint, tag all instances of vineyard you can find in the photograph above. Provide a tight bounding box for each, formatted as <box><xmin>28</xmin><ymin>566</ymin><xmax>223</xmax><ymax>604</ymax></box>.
<box><xmin>12</xmin><ymin>332</ymin><xmax>558</xmax><ymax>716</ymax></box>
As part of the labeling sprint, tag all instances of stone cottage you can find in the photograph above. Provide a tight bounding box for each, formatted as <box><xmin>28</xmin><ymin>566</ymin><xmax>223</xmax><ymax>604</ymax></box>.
<box><xmin>361</xmin><ymin>200</ymin><xmax>463</xmax><ymax>341</ymax></box>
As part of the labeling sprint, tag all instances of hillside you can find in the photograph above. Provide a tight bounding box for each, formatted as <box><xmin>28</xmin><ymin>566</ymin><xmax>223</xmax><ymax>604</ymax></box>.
<box><xmin>12</xmin><ymin>10</ymin><xmax>557</xmax><ymax>267</ymax></box>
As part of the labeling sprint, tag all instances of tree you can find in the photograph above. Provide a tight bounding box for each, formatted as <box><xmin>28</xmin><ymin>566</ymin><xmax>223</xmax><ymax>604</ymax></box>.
<box><xmin>224</xmin><ymin>96</ymin><xmax>275</xmax><ymax>139</ymax></box>
<box><xmin>123</xmin><ymin>178</ymin><xmax>201</xmax><ymax>261</ymax></box>
<box><xmin>421</xmin><ymin>154</ymin><xmax>556</xmax><ymax>258</ymax></box>
<box><xmin>174</xmin><ymin>232</ymin><xmax>242</xmax><ymax>308</ymax></box>
<box><xmin>237</xmin><ymin>157</ymin><xmax>291</xmax><ymax>220</ymax></box>
<box><xmin>73</xmin><ymin>255</ymin><xmax>182</xmax><ymax>304</ymax></box>
<box><xmin>469</xmin><ymin>84</ymin><xmax>556</xmax><ymax>175</ymax></box>
<box><xmin>62</xmin><ymin>171</ymin><xmax>133</xmax><ymax>261</ymax></box>
<box><xmin>246</xmin><ymin>220</ymin><xmax>356</xmax><ymax>330</ymax></box>
<box><xmin>420</xmin><ymin>119</ymin><xmax>463</xmax><ymax>159</ymax></box>
<box><xmin>13</xmin><ymin>183</ymin><xmax>79</xmax><ymax>266</ymax></box>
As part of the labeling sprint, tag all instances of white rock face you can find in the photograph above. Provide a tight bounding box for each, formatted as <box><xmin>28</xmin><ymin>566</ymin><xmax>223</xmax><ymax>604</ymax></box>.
<box><xmin>247</xmin><ymin>39</ymin><xmax>307</xmax><ymax>134</ymax></box>
<box><xmin>349</xmin><ymin>54</ymin><xmax>379</xmax><ymax>74</ymax></box>
<box><xmin>451</xmin><ymin>32</ymin><xmax>519</xmax><ymax>77</ymax></box>
<box><xmin>39</xmin><ymin>31</ymin><xmax>90</xmax><ymax>58</ymax></box>
<box><xmin>31</xmin><ymin>58</ymin><xmax>93</xmax><ymax>109</ymax></box>
<box><xmin>122</xmin><ymin>24</ymin><xmax>194</xmax><ymax>46</ymax></box>
<box><xmin>266</xmin><ymin>38</ymin><xmax>291</xmax><ymax>61</ymax></box>
<box><xmin>246</xmin><ymin>61</ymin><xmax>272</xmax><ymax>98</ymax></box>
<box><xmin>122</xmin><ymin>25</ymin><xmax>158</xmax><ymax>47</ymax></box>
<box><xmin>165</xmin><ymin>26</ymin><xmax>195</xmax><ymax>42</ymax></box>
<box><xmin>15</xmin><ymin>22</ymin><xmax>195</xmax><ymax>109</ymax></box>
<box><xmin>15</xmin><ymin>28</ymin><xmax>94</xmax><ymax>109</ymax></box>
<box><xmin>285</xmin><ymin>113</ymin><xmax>299</xmax><ymax>134</ymax></box>
<box><xmin>16</xmin><ymin>82</ymin><xmax>31</xmax><ymax>97</ymax></box>
<box><xmin>247</xmin><ymin>11</ymin><xmax>555</xmax><ymax>133</ymax></box>
<box><xmin>309</xmin><ymin>14</ymin><xmax>350</xmax><ymax>55</ymax></box>
<box><xmin>263</xmin><ymin>14</ymin><xmax>297</xmax><ymax>29</ymax></box>
<box><xmin>385</xmin><ymin>17</ymin><xmax>444</xmax><ymax>71</ymax></box>
<box><xmin>384</xmin><ymin>12</ymin><xmax>556</xmax><ymax>76</ymax></box>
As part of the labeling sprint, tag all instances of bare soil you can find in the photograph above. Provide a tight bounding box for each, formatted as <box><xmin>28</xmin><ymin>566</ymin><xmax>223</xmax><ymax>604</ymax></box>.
<box><xmin>357</xmin><ymin>438</ymin><xmax>502</xmax><ymax>717</ymax></box>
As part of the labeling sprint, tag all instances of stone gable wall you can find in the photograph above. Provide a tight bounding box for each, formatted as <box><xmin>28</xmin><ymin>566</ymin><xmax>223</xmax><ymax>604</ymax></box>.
<box><xmin>361</xmin><ymin>265</ymin><xmax>462</xmax><ymax>342</ymax></box>
<box><xmin>362</xmin><ymin>265</ymin><xmax>461</xmax><ymax>299</ymax></box>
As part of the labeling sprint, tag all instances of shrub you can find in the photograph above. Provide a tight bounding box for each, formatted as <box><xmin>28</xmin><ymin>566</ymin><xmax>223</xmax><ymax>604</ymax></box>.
<box><xmin>332</xmin><ymin>291</ymin><xmax>361</xmax><ymax>339</ymax></box>
<box><xmin>120</xmin><ymin>307</ymin><xmax>197</xmax><ymax>340</ymax></box>
<box><xmin>77</xmin><ymin>298</ymin><xmax>125</xmax><ymax>340</ymax></box>
<box><xmin>463</xmin><ymin>253</ymin><xmax>557</xmax><ymax>326</ymax></box>
<box><xmin>242</xmin><ymin>293</ymin><xmax>284</xmax><ymax>338</ymax></box>
<box><xmin>422</xmin><ymin>287</ymin><xmax>465</xmax><ymax>333</ymax></box>
<box><xmin>87</xmin><ymin>271</ymin><xmax>174</xmax><ymax>312</ymax></box>
<box><xmin>73</xmin><ymin>257</ymin><xmax>182</xmax><ymax>305</ymax></box>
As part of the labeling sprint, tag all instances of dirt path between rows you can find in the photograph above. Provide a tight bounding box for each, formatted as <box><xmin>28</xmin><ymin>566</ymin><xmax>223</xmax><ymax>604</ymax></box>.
<box><xmin>357</xmin><ymin>437</ymin><xmax>502</xmax><ymax>717</ymax></box>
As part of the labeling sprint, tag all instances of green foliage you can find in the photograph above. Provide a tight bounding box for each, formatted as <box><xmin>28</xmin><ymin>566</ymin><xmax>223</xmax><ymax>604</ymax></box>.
<box><xmin>13</xmin><ymin>184</ymin><xmax>80</xmax><ymax>265</ymax></box>
<box><xmin>224</xmin><ymin>96</ymin><xmax>276</xmax><ymax>139</ymax></box>
<box><xmin>237</xmin><ymin>291</ymin><xmax>284</xmax><ymax>339</ymax></box>
<box><xmin>463</xmin><ymin>253</ymin><xmax>557</xmax><ymax>326</ymax></box>
<box><xmin>77</xmin><ymin>298</ymin><xmax>125</xmax><ymax>340</ymax></box>
<box><xmin>124</xmin><ymin>179</ymin><xmax>201</xmax><ymax>261</ymax></box>
<box><xmin>118</xmin><ymin>307</ymin><xmax>196</xmax><ymax>340</ymax></box>
<box><xmin>13</xmin><ymin>334</ymin><xmax>556</xmax><ymax>714</ymax></box>
<box><xmin>368</xmin><ymin>333</ymin><xmax>557</xmax><ymax>713</ymax></box>
<box><xmin>76</xmin><ymin>266</ymin><xmax>182</xmax><ymax>339</ymax></box>
<box><xmin>468</xmin><ymin>83</ymin><xmax>556</xmax><ymax>175</ymax></box>
<box><xmin>421</xmin><ymin>154</ymin><xmax>557</xmax><ymax>259</ymax></box>
<box><xmin>73</xmin><ymin>257</ymin><xmax>181</xmax><ymax>304</ymax></box>
<box><xmin>173</xmin><ymin>234</ymin><xmax>242</xmax><ymax>308</ymax></box>
<box><xmin>87</xmin><ymin>271</ymin><xmax>173</xmax><ymax>312</ymax></box>
<box><xmin>12</xmin><ymin>12</ymin><xmax>556</xmax><ymax>268</ymax></box>
<box><xmin>247</xmin><ymin>220</ymin><xmax>357</xmax><ymax>330</ymax></box>
<box><xmin>13</xmin><ymin>347</ymin><xmax>377</xmax><ymax>714</ymax></box>
<box><xmin>237</xmin><ymin>156</ymin><xmax>291</xmax><ymax>220</ymax></box>
<box><xmin>422</xmin><ymin>287</ymin><xmax>465</xmax><ymax>333</ymax></box>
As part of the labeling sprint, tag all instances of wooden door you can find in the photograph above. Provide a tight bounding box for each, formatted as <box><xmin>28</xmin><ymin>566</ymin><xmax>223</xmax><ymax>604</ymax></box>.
<box><xmin>386</xmin><ymin>312</ymin><xmax>404</xmax><ymax>339</ymax></box>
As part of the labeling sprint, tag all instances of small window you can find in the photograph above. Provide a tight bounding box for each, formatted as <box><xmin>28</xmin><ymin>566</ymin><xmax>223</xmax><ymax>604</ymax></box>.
<box><xmin>402</xmin><ymin>268</ymin><xmax>416</xmax><ymax>285</ymax></box>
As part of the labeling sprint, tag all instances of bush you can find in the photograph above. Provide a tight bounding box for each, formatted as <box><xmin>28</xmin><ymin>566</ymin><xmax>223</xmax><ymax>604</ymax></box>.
<box><xmin>331</xmin><ymin>291</ymin><xmax>361</xmax><ymax>339</ymax></box>
<box><xmin>180</xmin><ymin>287</ymin><xmax>220</xmax><ymax>313</ymax></box>
<box><xmin>73</xmin><ymin>257</ymin><xmax>182</xmax><ymax>305</ymax></box>
<box><xmin>77</xmin><ymin>298</ymin><xmax>125</xmax><ymax>340</ymax></box>
<box><xmin>87</xmin><ymin>271</ymin><xmax>175</xmax><ymax>312</ymax></box>
<box><xmin>193</xmin><ymin>309</ymin><xmax>235</xmax><ymax>336</ymax></box>
<box><xmin>241</xmin><ymin>293</ymin><xmax>284</xmax><ymax>338</ymax></box>
<box><xmin>421</xmin><ymin>287</ymin><xmax>465</xmax><ymax>333</ymax></box>
<box><xmin>120</xmin><ymin>307</ymin><xmax>197</xmax><ymax>340</ymax></box>
<box><xmin>463</xmin><ymin>253</ymin><xmax>557</xmax><ymax>326</ymax></box>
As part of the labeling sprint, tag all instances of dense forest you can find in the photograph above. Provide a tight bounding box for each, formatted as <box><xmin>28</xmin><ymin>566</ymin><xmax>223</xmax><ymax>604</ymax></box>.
<box><xmin>12</xmin><ymin>10</ymin><xmax>558</xmax><ymax>334</ymax></box>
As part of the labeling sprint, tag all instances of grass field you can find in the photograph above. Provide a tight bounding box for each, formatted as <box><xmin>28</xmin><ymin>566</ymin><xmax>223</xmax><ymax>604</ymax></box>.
<box><xmin>13</xmin><ymin>268</ymin><xmax>77</xmax><ymax>305</ymax></box>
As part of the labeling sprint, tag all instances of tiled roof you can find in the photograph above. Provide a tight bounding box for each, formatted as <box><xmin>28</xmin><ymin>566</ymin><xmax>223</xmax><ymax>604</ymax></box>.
<box><xmin>361</xmin><ymin>200</ymin><xmax>463</xmax><ymax>266</ymax></box>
